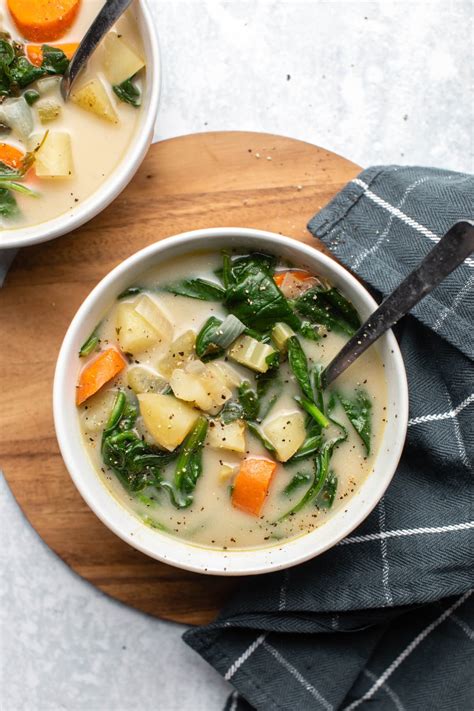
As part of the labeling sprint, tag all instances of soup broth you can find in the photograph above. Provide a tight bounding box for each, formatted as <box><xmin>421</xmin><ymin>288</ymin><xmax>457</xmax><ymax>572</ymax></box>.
<box><xmin>77</xmin><ymin>251</ymin><xmax>387</xmax><ymax>550</ymax></box>
<box><xmin>0</xmin><ymin>0</ymin><xmax>145</xmax><ymax>231</ymax></box>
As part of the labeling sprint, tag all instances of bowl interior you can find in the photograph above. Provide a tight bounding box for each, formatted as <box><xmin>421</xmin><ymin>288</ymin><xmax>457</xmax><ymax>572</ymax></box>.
<box><xmin>54</xmin><ymin>228</ymin><xmax>408</xmax><ymax>575</ymax></box>
<box><xmin>0</xmin><ymin>0</ymin><xmax>161</xmax><ymax>250</ymax></box>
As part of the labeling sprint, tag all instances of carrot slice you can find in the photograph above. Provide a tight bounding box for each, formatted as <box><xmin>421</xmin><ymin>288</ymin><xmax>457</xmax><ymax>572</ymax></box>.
<box><xmin>7</xmin><ymin>0</ymin><xmax>81</xmax><ymax>42</ymax></box>
<box><xmin>232</xmin><ymin>458</ymin><xmax>277</xmax><ymax>516</ymax></box>
<box><xmin>0</xmin><ymin>143</ymin><xmax>25</xmax><ymax>170</ymax></box>
<box><xmin>274</xmin><ymin>270</ymin><xmax>311</xmax><ymax>287</ymax></box>
<box><xmin>76</xmin><ymin>348</ymin><xmax>126</xmax><ymax>406</ymax></box>
<box><xmin>26</xmin><ymin>42</ymin><xmax>79</xmax><ymax>66</ymax></box>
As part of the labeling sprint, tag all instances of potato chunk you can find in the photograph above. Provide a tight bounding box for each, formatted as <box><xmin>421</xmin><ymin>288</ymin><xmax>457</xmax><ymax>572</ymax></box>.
<box><xmin>29</xmin><ymin>131</ymin><xmax>73</xmax><ymax>177</ymax></box>
<box><xmin>138</xmin><ymin>393</ymin><xmax>199</xmax><ymax>451</ymax></box>
<box><xmin>261</xmin><ymin>411</ymin><xmax>306</xmax><ymax>462</ymax></box>
<box><xmin>207</xmin><ymin>361</ymin><xmax>242</xmax><ymax>388</ymax></box>
<box><xmin>37</xmin><ymin>99</ymin><xmax>62</xmax><ymax>123</ymax></box>
<box><xmin>104</xmin><ymin>32</ymin><xmax>145</xmax><ymax>85</ymax></box>
<box><xmin>134</xmin><ymin>295</ymin><xmax>173</xmax><ymax>344</ymax></box>
<box><xmin>158</xmin><ymin>330</ymin><xmax>196</xmax><ymax>378</ymax></box>
<box><xmin>208</xmin><ymin>420</ymin><xmax>246</xmax><ymax>453</ymax></box>
<box><xmin>170</xmin><ymin>368</ymin><xmax>211</xmax><ymax>411</ymax></box>
<box><xmin>71</xmin><ymin>77</ymin><xmax>119</xmax><ymax>123</ymax></box>
<box><xmin>116</xmin><ymin>303</ymin><xmax>158</xmax><ymax>355</ymax></box>
<box><xmin>170</xmin><ymin>362</ymin><xmax>232</xmax><ymax>415</ymax></box>
<box><xmin>127</xmin><ymin>366</ymin><xmax>167</xmax><ymax>394</ymax></box>
<box><xmin>79</xmin><ymin>390</ymin><xmax>117</xmax><ymax>433</ymax></box>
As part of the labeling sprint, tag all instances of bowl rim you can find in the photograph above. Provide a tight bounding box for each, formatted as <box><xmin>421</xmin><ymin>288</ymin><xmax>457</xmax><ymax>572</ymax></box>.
<box><xmin>53</xmin><ymin>227</ymin><xmax>409</xmax><ymax>576</ymax></box>
<box><xmin>0</xmin><ymin>0</ymin><xmax>161</xmax><ymax>250</ymax></box>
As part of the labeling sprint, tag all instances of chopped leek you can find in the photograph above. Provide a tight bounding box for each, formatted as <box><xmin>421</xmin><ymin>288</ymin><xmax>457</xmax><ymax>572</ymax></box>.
<box><xmin>272</xmin><ymin>322</ymin><xmax>295</xmax><ymax>352</ymax></box>
<box><xmin>213</xmin><ymin>315</ymin><xmax>246</xmax><ymax>348</ymax></box>
<box><xmin>228</xmin><ymin>335</ymin><xmax>277</xmax><ymax>373</ymax></box>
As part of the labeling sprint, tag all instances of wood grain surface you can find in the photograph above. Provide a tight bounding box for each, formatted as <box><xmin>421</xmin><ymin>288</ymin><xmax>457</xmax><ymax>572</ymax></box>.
<box><xmin>0</xmin><ymin>131</ymin><xmax>360</xmax><ymax>625</ymax></box>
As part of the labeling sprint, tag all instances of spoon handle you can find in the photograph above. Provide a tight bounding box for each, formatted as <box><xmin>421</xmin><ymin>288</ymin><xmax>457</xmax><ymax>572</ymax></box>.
<box><xmin>322</xmin><ymin>220</ymin><xmax>474</xmax><ymax>387</ymax></box>
<box><xmin>61</xmin><ymin>0</ymin><xmax>134</xmax><ymax>100</ymax></box>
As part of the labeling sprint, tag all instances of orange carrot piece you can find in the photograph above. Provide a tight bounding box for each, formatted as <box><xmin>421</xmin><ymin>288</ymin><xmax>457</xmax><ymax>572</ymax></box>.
<box><xmin>232</xmin><ymin>458</ymin><xmax>277</xmax><ymax>516</ymax></box>
<box><xmin>7</xmin><ymin>0</ymin><xmax>81</xmax><ymax>42</ymax></box>
<box><xmin>273</xmin><ymin>270</ymin><xmax>311</xmax><ymax>287</ymax></box>
<box><xmin>76</xmin><ymin>348</ymin><xmax>125</xmax><ymax>406</ymax></box>
<box><xmin>26</xmin><ymin>42</ymin><xmax>79</xmax><ymax>66</ymax></box>
<box><xmin>0</xmin><ymin>143</ymin><xmax>25</xmax><ymax>170</ymax></box>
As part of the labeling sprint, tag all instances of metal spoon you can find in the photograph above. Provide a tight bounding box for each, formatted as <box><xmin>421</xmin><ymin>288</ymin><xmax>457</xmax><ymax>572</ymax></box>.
<box><xmin>61</xmin><ymin>0</ymin><xmax>134</xmax><ymax>101</ymax></box>
<box><xmin>322</xmin><ymin>220</ymin><xmax>474</xmax><ymax>387</ymax></box>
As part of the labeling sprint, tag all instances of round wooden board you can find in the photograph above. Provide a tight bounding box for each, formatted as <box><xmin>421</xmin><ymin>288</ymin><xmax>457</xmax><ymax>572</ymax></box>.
<box><xmin>0</xmin><ymin>132</ymin><xmax>360</xmax><ymax>625</ymax></box>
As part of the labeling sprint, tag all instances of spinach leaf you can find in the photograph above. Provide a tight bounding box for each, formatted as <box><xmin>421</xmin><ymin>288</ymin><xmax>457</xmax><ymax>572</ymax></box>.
<box><xmin>0</xmin><ymin>38</ymin><xmax>69</xmax><ymax>98</ymax></box>
<box><xmin>256</xmin><ymin>367</ymin><xmax>281</xmax><ymax>419</ymax></box>
<box><xmin>280</xmin><ymin>441</ymin><xmax>333</xmax><ymax>519</ymax></box>
<box><xmin>113</xmin><ymin>77</ymin><xmax>141</xmax><ymax>107</ymax></box>
<box><xmin>162</xmin><ymin>278</ymin><xmax>226</xmax><ymax>301</ymax></box>
<box><xmin>195</xmin><ymin>316</ymin><xmax>225</xmax><ymax>360</ymax></box>
<box><xmin>219</xmin><ymin>399</ymin><xmax>244</xmax><ymax>424</ymax></box>
<box><xmin>235</xmin><ymin>372</ymin><xmax>281</xmax><ymax>424</ymax></box>
<box><xmin>173</xmin><ymin>416</ymin><xmax>208</xmax><ymax>507</ymax></box>
<box><xmin>323</xmin><ymin>288</ymin><xmax>361</xmax><ymax>330</ymax></box>
<box><xmin>0</xmin><ymin>70</ymin><xmax>11</xmax><ymax>97</ymax></box>
<box><xmin>337</xmin><ymin>390</ymin><xmax>372</xmax><ymax>454</ymax></box>
<box><xmin>7</xmin><ymin>56</ymin><xmax>44</xmax><ymax>88</ymax></box>
<box><xmin>79</xmin><ymin>327</ymin><xmax>101</xmax><ymax>357</ymax></box>
<box><xmin>225</xmin><ymin>258</ymin><xmax>299</xmax><ymax>332</ymax></box>
<box><xmin>142</xmin><ymin>516</ymin><xmax>168</xmax><ymax>532</ymax></box>
<box><xmin>0</xmin><ymin>180</ymin><xmax>37</xmax><ymax>196</ymax></box>
<box><xmin>298</xmin><ymin>320</ymin><xmax>321</xmax><ymax>341</ymax></box>
<box><xmin>221</xmin><ymin>251</ymin><xmax>232</xmax><ymax>288</ymax></box>
<box><xmin>117</xmin><ymin>286</ymin><xmax>145</xmax><ymax>299</ymax></box>
<box><xmin>0</xmin><ymin>187</ymin><xmax>18</xmax><ymax>217</ymax></box>
<box><xmin>247</xmin><ymin>421</ymin><xmax>277</xmax><ymax>455</ymax></box>
<box><xmin>0</xmin><ymin>39</ymin><xmax>14</xmax><ymax>67</ymax></box>
<box><xmin>289</xmin><ymin>433</ymin><xmax>323</xmax><ymax>463</ymax></box>
<box><xmin>280</xmin><ymin>427</ymin><xmax>346</xmax><ymax>520</ymax></box>
<box><xmin>283</xmin><ymin>472</ymin><xmax>311</xmax><ymax>496</ymax></box>
<box><xmin>41</xmin><ymin>45</ymin><xmax>69</xmax><ymax>74</ymax></box>
<box><xmin>311</xmin><ymin>363</ymin><xmax>325</xmax><ymax>413</ymax></box>
<box><xmin>0</xmin><ymin>39</ymin><xmax>19</xmax><ymax>96</ymax></box>
<box><xmin>227</xmin><ymin>252</ymin><xmax>277</xmax><ymax>283</ymax></box>
<box><xmin>238</xmin><ymin>381</ymin><xmax>259</xmax><ymax>420</ymax></box>
<box><xmin>295</xmin><ymin>395</ymin><xmax>329</xmax><ymax>429</ymax></box>
<box><xmin>101</xmin><ymin>392</ymin><xmax>178</xmax><ymax>493</ymax></box>
<box><xmin>318</xmin><ymin>471</ymin><xmax>338</xmax><ymax>509</ymax></box>
<box><xmin>294</xmin><ymin>286</ymin><xmax>358</xmax><ymax>336</ymax></box>
<box><xmin>287</xmin><ymin>335</ymin><xmax>313</xmax><ymax>400</ymax></box>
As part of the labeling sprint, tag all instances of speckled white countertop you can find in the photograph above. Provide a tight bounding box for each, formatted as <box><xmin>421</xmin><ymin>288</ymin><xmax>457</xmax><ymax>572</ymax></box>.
<box><xmin>1</xmin><ymin>1</ymin><xmax>472</xmax><ymax>709</ymax></box>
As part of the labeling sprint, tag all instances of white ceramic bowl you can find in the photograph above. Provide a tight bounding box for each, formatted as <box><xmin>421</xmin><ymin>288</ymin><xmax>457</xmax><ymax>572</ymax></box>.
<box><xmin>1</xmin><ymin>0</ymin><xmax>161</xmax><ymax>250</ymax></box>
<box><xmin>54</xmin><ymin>228</ymin><xmax>408</xmax><ymax>575</ymax></box>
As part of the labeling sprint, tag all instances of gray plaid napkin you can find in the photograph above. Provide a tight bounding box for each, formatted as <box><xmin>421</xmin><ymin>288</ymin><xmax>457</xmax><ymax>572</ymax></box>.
<box><xmin>185</xmin><ymin>166</ymin><xmax>474</xmax><ymax>711</ymax></box>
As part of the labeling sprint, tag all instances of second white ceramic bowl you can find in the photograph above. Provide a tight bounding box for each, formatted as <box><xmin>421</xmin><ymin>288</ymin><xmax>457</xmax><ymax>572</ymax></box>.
<box><xmin>54</xmin><ymin>228</ymin><xmax>408</xmax><ymax>575</ymax></box>
<box><xmin>1</xmin><ymin>0</ymin><xmax>161</xmax><ymax>249</ymax></box>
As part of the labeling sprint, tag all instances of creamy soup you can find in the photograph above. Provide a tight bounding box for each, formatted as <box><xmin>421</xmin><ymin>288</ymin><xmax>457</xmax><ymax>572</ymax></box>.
<box><xmin>0</xmin><ymin>0</ymin><xmax>145</xmax><ymax>231</ymax></box>
<box><xmin>77</xmin><ymin>251</ymin><xmax>387</xmax><ymax>550</ymax></box>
